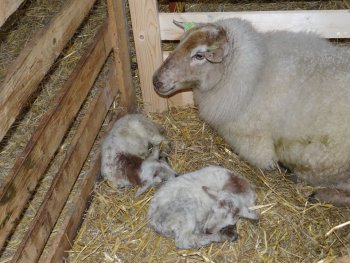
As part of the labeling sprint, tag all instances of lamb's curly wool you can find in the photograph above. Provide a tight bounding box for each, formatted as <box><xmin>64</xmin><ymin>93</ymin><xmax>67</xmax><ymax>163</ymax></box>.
<box><xmin>148</xmin><ymin>166</ymin><xmax>258</xmax><ymax>249</ymax></box>
<box><xmin>153</xmin><ymin>18</ymin><xmax>350</xmax><ymax>206</ymax></box>
<box><xmin>101</xmin><ymin>114</ymin><xmax>176</xmax><ymax>196</ymax></box>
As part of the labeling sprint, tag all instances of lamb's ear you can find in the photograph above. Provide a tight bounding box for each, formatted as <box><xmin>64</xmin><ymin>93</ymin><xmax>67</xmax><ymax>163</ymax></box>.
<box><xmin>134</xmin><ymin>184</ymin><xmax>151</xmax><ymax>198</ymax></box>
<box><xmin>239</xmin><ymin>206</ymin><xmax>259</xmax><ymax>221</ymax></box>
<box><xmin>202</xmin><ymin>186</ymin><xmax>218</xmax><ymax>200</ymax></box>
<box><xmin>173</xmin><ymin>20</ymin><xmax>197</xmax><ymax>32</ymax></box>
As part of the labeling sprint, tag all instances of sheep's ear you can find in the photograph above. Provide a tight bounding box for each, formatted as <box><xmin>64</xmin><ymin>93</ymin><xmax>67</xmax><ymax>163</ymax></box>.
<box><xmin>204</xmin><ymin>47</ymin><xmax>225</xmax><ymax>63</ymax></box>
<box><xmin>239</xmin><ymin>206</ymin><xmax>259</xmax><ymax>221</ymax></box>
<box><xmin>173</xmin><ymin>20</ymin><xmax>197</xmax><ymax>32</ymax></box>
<box><xmin>202</xmin><ymin>186</ymin><xmax>218</xmax><ymax>200</ymax></box>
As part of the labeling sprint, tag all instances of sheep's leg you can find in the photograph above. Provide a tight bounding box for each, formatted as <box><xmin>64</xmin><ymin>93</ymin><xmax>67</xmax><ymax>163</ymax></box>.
<box><xmin>222</xmin><ymin>130</ymin><xmax>277</xmax><ymax>170</ymax></box>
<box><xmin>174</xmin><ymin>232</ymin><xmax>232</xmax><ymax>249</ymax></box>
<box><xmin>309</xmin><ymin>188</ymin><xmax>350</xmax><ymax>207</ymax></box>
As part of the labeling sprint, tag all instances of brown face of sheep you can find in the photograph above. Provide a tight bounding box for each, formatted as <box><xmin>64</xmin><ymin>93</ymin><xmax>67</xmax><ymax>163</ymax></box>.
<box><xmin>153</xmin><ymin>22</ymin><xmax>229</xmax><ymax>96</ymax></box>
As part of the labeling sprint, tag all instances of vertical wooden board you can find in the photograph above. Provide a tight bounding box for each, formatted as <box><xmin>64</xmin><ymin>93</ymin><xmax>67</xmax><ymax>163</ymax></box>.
<box><xmin>128</xmin><ymin>0</ymin><xmax>168</xmax><ymax>112</ymax></box>
<box><xmin>0</xmin><ymin>0</ymin><xmax>97</xmax><ymax>142</ymax></box>
<box><xmin>107</xmin><ymin>0</ymin><xmax>136</xmax><ymax>112</ymax></box>
<box><xmin>0</xmin><ymin>0</ymin><xmax>25</xmax><ymax>27</ymax></box>
<box><xmin>0</xmin><ymin>20</ymin><xmax>111</xmax><ymax>250</ymax></box>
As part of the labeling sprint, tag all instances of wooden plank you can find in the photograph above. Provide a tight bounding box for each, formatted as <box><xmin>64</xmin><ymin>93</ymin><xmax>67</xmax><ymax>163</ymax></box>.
<box><xmin>0</xmin><ymin>0</ymin><xmax>25</xmax><ymax>27</ymax></box>
<box><xmin>43</xmin><ymin>68</ymin><xmax>126</xmax><ymax>263</ymax></box>
<box><xmin>159</xmin><ymin>10</ymin><xmax>350</xmax><ymax>40</ymax></box>
<box><xmin>0</xmin><ymin>20</ymin><xmax>112</xmax><ymax>250</ymax></box>
<box><xmin>129</xmin><ymin>0</ymin><xmax>168</xmax><ymax>112</ymax></box>
<box><xmin>11</xmin><ymin>50</ymin><xmax>117</xmax><ymax>263</ymax></box>
<box><xmin>107</xmin><ymin>0</ymin><xmax>136</xmax><ymax>112</ymax></box>
<box><xmin>0</xmin><ymin>0</ymin><xmax>97</xmax><ymax>142</ymax></box>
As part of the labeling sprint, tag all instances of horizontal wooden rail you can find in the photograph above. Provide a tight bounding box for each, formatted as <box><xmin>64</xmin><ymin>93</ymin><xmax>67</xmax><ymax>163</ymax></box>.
<box><xmin>0</xmin><ymin>0</ymin><xmax>25</xmax><ymax>27</ymax></box>
<box><xmin>159</xmin><ymin>10</ymin><xmax>350</xmax><ymax>40</ymax></box>
<box><xmin>0</xmin><ymin>19</ymin><xmax>112</xmax><ymax>250</ymax></box>
<box><xmin>43</xmin><ymin>66</ymin><xmax>124</xmax><ymax>263</ymax></box>
<box><xmin>0</xmin><ymin>0</ymin><xmax>97</xmax><ymax>142</ymax></box>
<box><xmin>12</xmin><ymin>41</ymin><xmax>115</xmax><ymax>262</ymax></box>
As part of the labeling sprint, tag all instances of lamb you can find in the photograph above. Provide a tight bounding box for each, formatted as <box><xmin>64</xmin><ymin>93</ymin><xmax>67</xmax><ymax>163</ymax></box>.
<box><xmin>101</xmin><ymin>114</ymin><xmax>177</xmax><ymax>197</ymax></box>
<box><xmin>147</xmin><ymin>166</ymin><xmax>258</xmax><ymax>249</ymax></box>
<box><xmin>152</xmin><ymin>18</ymin><xmax>350</xmax><ymax>206</ymax></box>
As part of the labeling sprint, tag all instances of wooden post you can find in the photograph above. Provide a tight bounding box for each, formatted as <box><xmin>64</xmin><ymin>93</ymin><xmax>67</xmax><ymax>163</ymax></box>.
<box><xmin>107</xmin><ymin>0</ymin><xmax>136</xmax><ymax>112</ymax></box>
<box><xmin>128</xmin><ymin>0</ymin><xmax>168</xmax><ymax>112</ymax></box>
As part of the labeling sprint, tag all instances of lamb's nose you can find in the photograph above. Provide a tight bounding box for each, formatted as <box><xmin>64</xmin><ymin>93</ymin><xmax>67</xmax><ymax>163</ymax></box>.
<box><xmin>205</xmin><ymin>228</ymin><xmax>212</xmax><ymax>235</ymax></box>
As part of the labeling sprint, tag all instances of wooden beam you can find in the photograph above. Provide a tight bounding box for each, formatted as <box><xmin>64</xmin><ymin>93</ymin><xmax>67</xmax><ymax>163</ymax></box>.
<box><xmin>43</xmin><ymin>68</ymin><xmax>126</xmax><ymax>263</ymax></box>
<box><xmin>159</xmin><ymin>10</ymin><xmax>350</xmax><ymax>40</ymax></box>
<box><xmin>128</xmin><ymin>0</ymin><xmax>168</xmax><ymax>112</ymax></box>
<box><xmin>0</xmin><ymin>0</ymin><xmax>97</xmax><ymax>142</ymax></box>
<box><xmin>0</xmin><ymin>20</ymin><xmax>112</xmax><ymax>250</ymax></box>
<box><xmin>11</xmin><ymin>49</ymin><xmax>117</xmax><ymax>263</ymax></box>
<box><xmin>0</xmin><ymin>0</ymin><xmax>25</xmax><ymax>27</ymax></box>
<box><xmin>107</xmin><ymin>0</ymin><xmax>136</xmax><ymax>112</ymax></box>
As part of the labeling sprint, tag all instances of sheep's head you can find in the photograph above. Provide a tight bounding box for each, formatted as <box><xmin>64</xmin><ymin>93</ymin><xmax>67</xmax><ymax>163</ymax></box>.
<box><xmin>202</xmin><ymin>186</ymin><xmax>258</xmax><ymax>236</ymax></box>
<box><xmin>153</xmin><ymin>20</ymin><xmax>229</xmax><ymax>96</ymax></box>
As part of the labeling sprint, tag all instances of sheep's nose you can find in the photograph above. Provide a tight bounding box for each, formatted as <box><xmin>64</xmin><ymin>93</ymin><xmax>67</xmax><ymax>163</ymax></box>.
<box><xmin>174</xmin><ymin>173</ymin><xmax>179</xmax><ymax>177</ymax></box>
<box><xmin>153</xmin><ymin>75</ymin><xmax>163</xmax><ymax>90</ymax></box>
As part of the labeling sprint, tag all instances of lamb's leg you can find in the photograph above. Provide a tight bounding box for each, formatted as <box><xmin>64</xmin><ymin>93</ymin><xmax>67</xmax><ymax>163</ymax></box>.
<box><xmin>174</xmin><ymin>232</ymin><xmax>234</xmax><ymax>249</ymax></box>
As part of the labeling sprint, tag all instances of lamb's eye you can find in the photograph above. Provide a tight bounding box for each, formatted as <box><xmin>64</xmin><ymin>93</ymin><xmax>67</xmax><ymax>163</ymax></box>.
<box><xmin>193</xmin><ymin>52</ymin><xmax>205</xmax><ymax>60</ymax></box>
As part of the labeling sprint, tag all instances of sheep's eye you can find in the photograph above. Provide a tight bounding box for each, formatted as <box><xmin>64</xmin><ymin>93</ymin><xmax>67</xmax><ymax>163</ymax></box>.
<box><xmin>193</xmin><ymin>52</ymin><xmax>205</xmax><ymax>60</ymax></box>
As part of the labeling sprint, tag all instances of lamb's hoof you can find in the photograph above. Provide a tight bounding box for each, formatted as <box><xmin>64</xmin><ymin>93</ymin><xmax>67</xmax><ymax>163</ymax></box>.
<box><xmin>308</xmin><ymin>188</ymin><xmax>350</xmax><ymax>207</ymax></box>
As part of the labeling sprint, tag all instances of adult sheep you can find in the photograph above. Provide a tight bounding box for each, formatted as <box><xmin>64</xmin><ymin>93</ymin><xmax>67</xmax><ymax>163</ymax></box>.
<box><xmin>152</xmin><ymin>18</ymin><xmax>350</xmax><ymax>206</ymax></box>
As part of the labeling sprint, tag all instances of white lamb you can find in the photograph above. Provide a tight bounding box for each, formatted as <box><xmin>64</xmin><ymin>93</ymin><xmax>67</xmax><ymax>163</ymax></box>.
<box><xmin>101</xmin><ymin>114</ymin><xmax>177</xmax><ymax>197</ymax></box>
<box><xmin>153</xmin><ymin>18</ymin><xmax>350</xmax><ymax>206</ymax></box>
<box><xmin>148</xmin><ymin>166</ymin><xmax>258</xmax><ymax>249</ymax></box>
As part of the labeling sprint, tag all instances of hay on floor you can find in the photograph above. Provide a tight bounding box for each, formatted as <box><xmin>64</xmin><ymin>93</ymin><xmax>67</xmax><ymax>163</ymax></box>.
<box><xmin>68</xmin><ymin>107</ymin><xmax>350</xmax><ymax>263</ymax></box>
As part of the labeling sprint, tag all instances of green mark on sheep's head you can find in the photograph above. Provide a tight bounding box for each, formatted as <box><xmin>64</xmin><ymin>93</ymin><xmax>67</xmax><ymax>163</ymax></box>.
<box><xmin>183</xmin><ymin>22</ymin><xmax>197</xmax><ymax>32</ymax></box>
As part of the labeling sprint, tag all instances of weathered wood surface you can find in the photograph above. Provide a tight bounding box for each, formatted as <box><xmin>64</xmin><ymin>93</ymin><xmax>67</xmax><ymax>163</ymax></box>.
<box><xmin>11</xmin><ymin>30</ymin><xmax>115</xmax><ymax>261</ymax></box>
<box><xmin>43</xmin><ymin>64</ymin><xmax>124</xmax><ymax>263</ymax></box>
<box><xmin>160</xmin><ymin>10</ymin><xmax>350</xmax><ymax>40</ymax></box>
<box><xmin>129</xmin><ymin>0</ymin><xmax>168</xmax><ymax>112</ymax></box>
<box><xmin>0</xmin><ymin>19</ymin><xmax>111</xmax><ymax>251</ymax></box>
<box><xmin>0</xmin><ymin>0</ymin><xmax>25</xmax><ymax>27</ymax></box>
<box><xmin>107</xmin><ymin>0</ymin><xmax>136</xmax><ymax>111</ymax></box>
<box><xmin>0</xmin><ymin>0</ymin><xmax>97</xmax><ymax>142</ymax></box>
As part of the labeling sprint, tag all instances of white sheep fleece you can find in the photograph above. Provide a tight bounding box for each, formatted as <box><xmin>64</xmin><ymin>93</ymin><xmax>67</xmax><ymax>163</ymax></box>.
<box><xmin>191</xmin><ymin>19</ymin><xmax>350</xmax><ymax>189</ymax></box>
<box><xmin>148</xmin><ymin>166</ymin><xmax>256</xmax><ymax>249</ymax></box>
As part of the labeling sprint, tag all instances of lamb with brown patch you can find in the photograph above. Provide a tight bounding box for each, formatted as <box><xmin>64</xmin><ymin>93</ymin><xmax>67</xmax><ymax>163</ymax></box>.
<box><xmin>148</xmin><ymin>166</ymin><xmax>258</xmax><ymax>249</ymax></box>
<box><xmin>101</xmin><ymin>114</ymin><xmax>177</xmax><ymax>197</ymax></box>
<box><xmin>153</xmin><ymin>18</ymin><xmax>350</xmax><ymax>206</ymax></box>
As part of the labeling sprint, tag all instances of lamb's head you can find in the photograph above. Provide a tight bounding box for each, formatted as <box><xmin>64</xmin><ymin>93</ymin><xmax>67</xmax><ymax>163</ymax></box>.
<box><xmin>134</xmin><ymin>159</ymin><xmax>178</xmax><ymax>197</ymax></box>
<box><xmin>153</xmin><ymin>20</ymin><xmax>229</xmax><ymax>96</ymax></box>
<box><xmin>202</xmin><ymin>186</ymin><xmax>258</xmax><ymax>236</ymax></box>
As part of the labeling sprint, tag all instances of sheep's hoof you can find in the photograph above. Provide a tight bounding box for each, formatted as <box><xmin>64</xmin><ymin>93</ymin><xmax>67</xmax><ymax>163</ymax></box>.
<box><xmin>308</xmin><ymin>188</ymin><xmax>350</xmax><ymax>207</ymax></box>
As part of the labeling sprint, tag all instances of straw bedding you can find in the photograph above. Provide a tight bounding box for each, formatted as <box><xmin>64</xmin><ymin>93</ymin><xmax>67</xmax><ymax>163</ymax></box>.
<box><xmin>67</xmin><ymin>107</ymin><xmax>350</xmax><ymax>263</ymax></box>
<box><xmin>0</xmin><ymin>0</ymin><xmax>349</xmax><ymax>262</ymax></box>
